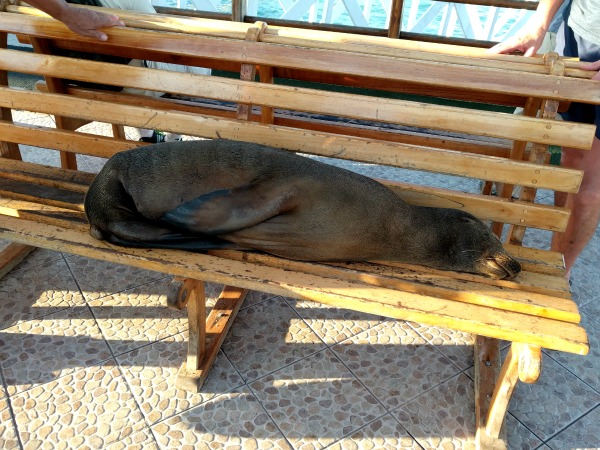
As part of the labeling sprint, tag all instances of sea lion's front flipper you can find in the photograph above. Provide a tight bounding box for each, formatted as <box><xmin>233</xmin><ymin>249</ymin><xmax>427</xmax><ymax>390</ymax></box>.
<box><xmin>161</xmin><ymin>182</ymin><xmax>299</xmax><ymax>235</ymax></box>
<box><xmin>106</xmin><ymin>220</ymin><xmax>243</xmax><ymax>251</ymax></box>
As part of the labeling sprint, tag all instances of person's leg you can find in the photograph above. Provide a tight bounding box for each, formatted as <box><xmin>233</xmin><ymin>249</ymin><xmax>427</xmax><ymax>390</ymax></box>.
<box><xmin>552</xmin><ymin>137</ymin><xmax>600</xmax><ymax>278</ymax></box>
<box><xmin>550</xmin><ymin>23</ymin><xmax>600</xmax><ymax>278</ymax></box>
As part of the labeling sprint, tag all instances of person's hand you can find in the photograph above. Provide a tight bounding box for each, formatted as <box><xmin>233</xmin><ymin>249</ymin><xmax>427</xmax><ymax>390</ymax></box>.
<box><xmin>488</xmin><ymin>25</ymin><xmax>546</xmax><ymax>56</ymax></box>
<box><xmin>57</xmin><ymin>5</ymin><xmax>124</xmax><ymax>41</ymax></box>
<box><xmin>581</xmin><ymin>60</ymin><xmax>600</xmax><ymax>81</ymax></box>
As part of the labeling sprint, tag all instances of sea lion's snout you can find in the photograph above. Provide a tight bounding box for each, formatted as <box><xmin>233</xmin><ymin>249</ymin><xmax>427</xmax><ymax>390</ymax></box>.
<box><xmin>481</xmin><ymin>252</ymin><xmax>522</xmax><ymax>280</ymax></box>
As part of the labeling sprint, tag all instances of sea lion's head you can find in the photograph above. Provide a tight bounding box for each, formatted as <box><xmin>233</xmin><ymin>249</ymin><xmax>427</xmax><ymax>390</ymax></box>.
<box><xmin>416</xmin><ymin>208</ymin><xmax>522</xmax><ymax>280</ymax></box>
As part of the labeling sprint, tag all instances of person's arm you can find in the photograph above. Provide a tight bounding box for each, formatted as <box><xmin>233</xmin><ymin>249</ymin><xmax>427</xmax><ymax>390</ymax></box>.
<box><xmin>489</xmin><ymin>0</ymin><xmax>565</xmax><ymax>56</ymax></box>
<box><xmin>25</xmin><ymin>0</ymin><xmax>124</xmax><ymax>41</ymax></box>
<box><xmin>581</xmin><ymin>60</ymin><xmax>600</xmax><ymax>80</ymax></box>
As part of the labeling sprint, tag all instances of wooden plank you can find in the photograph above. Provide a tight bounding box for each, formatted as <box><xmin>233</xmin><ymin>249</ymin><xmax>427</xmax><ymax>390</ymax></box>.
<box><xmin>1</xmin><ymin>49</ymin><xmax>594</xmax><ymax>150</ymax></box>
<box><xmin>38</xmin><ymin>82</ymin><xmax>515</xmax><ymax>158</ymax></box>
<box><xmin>0</xmin><ymin>216</ymin><xmax>588</xmax><ymax>355</ymax></box>
<box><xmin>0</xmin><ymin>89</ymin><xmax>586</xmax><ymax>193</ymax></box>
<box><xmin>9</xmin><ymin>5</ymin><xmax>593</xmax><ymax>79</ymax></box>
<box><xmin>384</xmin><ymin>181</ymin><xmax>573</xmax><ymax>232</ymax></box>
<box><xmin>1</xmin><ymin>13</ymin><xmax>598</xmax><ymax>105</ymax></box>
<box><xmin>504</xmin><ymin>244</ymin><xmax>565</xmax><ymax>276</ymax></box>
<box><xmin>0</xmin><ymin>197</ymin><xmax>87</xmax><ymax>230</ymax></box>
<box><xmin>0</xmin><ymin>120</ymin><xmax>141</xmax><ymax>159</ymax></box>
<box><xmin>0</xmin><ymin>158</ymin><xmax>95</xmax><ymax>193</ymax></box>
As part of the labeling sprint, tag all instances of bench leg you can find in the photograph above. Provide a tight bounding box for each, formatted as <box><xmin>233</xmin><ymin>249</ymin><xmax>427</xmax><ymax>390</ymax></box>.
<box><xmin>0</xmin><ymin>243</ymin><xmax>36</xmax><ymax>280</ymax></box>
<box><xmin>174</xmin><ymin>279</ymin><xmax>247</xmax><ymax>392</ymax></box>
<box><xmin>475</xmin><ymin>337</ymin><xmax>542</xmax><ymax>449</ymax></box>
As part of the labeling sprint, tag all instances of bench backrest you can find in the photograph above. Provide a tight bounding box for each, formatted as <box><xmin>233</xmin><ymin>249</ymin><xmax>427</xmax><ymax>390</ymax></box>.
<box><xmin>0</xmin><ymin>6</ymin><xmax>597</xmax><ymax>257</ymax></box>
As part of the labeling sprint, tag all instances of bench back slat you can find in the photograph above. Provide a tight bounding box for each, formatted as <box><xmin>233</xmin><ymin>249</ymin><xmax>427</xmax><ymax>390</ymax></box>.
<box><xmin>0</xmin><ymin>87</ymin><xmax>585</xmax><ymax>195</ymax></box>
<box><xmin>0</xmin><ymin>49</ymin><xmax>594</xmax><ymax>150</ymax></box>
<box><xmin>2</xmin><ymin>12</ymin><xmax>599</xmax><ymax>105</ymax></box>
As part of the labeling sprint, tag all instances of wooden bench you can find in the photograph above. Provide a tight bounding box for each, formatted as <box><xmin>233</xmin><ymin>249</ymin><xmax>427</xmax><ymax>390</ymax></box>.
<box><xmin>1</xmin><ymin>5</ymin><xmax>597</xmax><ymax>449</ymax></box>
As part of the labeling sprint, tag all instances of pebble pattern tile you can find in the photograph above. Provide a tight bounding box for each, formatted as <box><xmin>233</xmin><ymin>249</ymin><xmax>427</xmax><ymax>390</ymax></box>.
<box><xmin>0</xmin><ymin>257</ymin><xmax>85</xmax><ymax>330</ymax></box>
<box><xmin>407</xmin><ymin>321</ymin><xmax>475</xmax><ymax>371</ymax></box>
<box><xmin>505</xmin><ymin>414</ymin><xmax>544</xmax><ymax>450</ymax></box>
<box><xmin>117</xmin><ymin>335</ymin><xmax>243</xmax><ymax>425</ymax></box>
<box><xmin>0</xmin><ymin>307</ymin><xmax>112</xmax><ymax>395</ymax></box>
<box><xmin>65</xmin><ymin>254</ymin><xmax>166</xmax><ymax>301</ymax></box>
<box><xmin>104</xmin><ymin>428</ymin><xmax>159</xmax><ymax>450</ymax></box>
<box><xmin>327</xmin><ymin>414</ymin><xmax>423</xmax><ymax>449</ymax></box>
<box><xmin>151</xmin><ymin>387</ymin><xmax>291</xmax><ymax>449</ymax></box>
<box><xmin>332</xmin><ymin>321</ymin><xmax>459</xmax><ymax>409</ymax></box>
<box><xmin>288</xmin><ymin>299</ymin><xmax>387</xmax><ymax>346</ymax></box>
<box><xmin>544</xmin><ymin>311</ymin><xmax>600</xmax><ymax>396</ymax></box>
<box><xmin>250</xmin><ymin>349</ymin><xmax>387</xmax><ymax>449</ymax></box>
<box><xmin>0</xmin><ymin>380</ymin><xmax>20</xmax><ymax>449</ymax></box>
<box><xmin>88</xmin><ymin>278</ymin><xmax>189</xmax><ymax>356</ymax></box>
<box><xmin>508</xmin><ymin>355</ymin><xmax>600</xmax><ymax>441</ymax></box>
<box><xmin>222</xmin><ymin>298</ymin><xmax>325</xmax><ymax>382</ymax></box>
<box><xmin>10</xmin><ymin>362</ymin><xmax>144</xmax><ymax>450</ymax></box>
<box><xmin>545</xmin><ymin>405</ymin><xmax>600</xmax><ymax>449</ymax></box>
<box><xmin>394</xmin><ymin>373</ymin><xmax>477</xmax><ymax>450</ymax></box>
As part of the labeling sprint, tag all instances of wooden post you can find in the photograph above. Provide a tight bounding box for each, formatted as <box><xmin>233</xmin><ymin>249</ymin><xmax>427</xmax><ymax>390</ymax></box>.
<box><xmin>176</xmin><ymin>283</ymin><xmax>247</xmax><ymax>392</ymax></box>
<box><xmin>490</xmin><ymin>96</ymin><xmax>542</xmax><ymax>237</ymax></box>
<box><xmin>508</xmin><ymin>54</ymin><xmax>564</xmax><ymax>245</ymax></box>
<box><xmin>231</xmin><ymin>0</ymin><xmax>246</xmax><ymax>23</ymax></box>
<box><xmin>0</xmin><ymin>28</ymin><xmax>36</xmax><ymax>279</ymax></box>
<box><xmin>237</xmin><ymin>21</ymin><xmax>268</xmax><ymax>121</ymax></box>
<box><xmin>387</xmin><ymin>0</ymin><xmax>404</xmax><ymax>39</ymax></box>
<box><xmin>0</xmin><ymin>31</ymin><xmax>22</xmax><ymax>160</ymax></box>
<box><xmin>475</xmin><ymin>339</ymin><xmax>542</xmax><ymax>449</ymax></box>
<box><xmin>259</xmin><ymin>64</ymin><xmax>275</xmax><ymax>124</ymax></box>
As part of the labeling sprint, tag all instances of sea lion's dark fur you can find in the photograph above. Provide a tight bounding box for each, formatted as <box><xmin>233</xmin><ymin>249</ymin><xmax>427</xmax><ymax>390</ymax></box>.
<box><xmin>84</xmin><ymin>139</ymin><xmax>521</xmax><ymax>279</ymax></box>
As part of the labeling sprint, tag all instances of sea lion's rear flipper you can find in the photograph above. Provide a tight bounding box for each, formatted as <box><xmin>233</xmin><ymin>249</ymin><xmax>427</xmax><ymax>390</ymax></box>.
<box><xmin>106</xmin><ymin>220</ymin><xmax>244</xmax><ymax>251</ymax></box>
<box><xmin>161</xmin><ymin>182</ymin><xmax>299</xmax><ymax>235</ymax></box>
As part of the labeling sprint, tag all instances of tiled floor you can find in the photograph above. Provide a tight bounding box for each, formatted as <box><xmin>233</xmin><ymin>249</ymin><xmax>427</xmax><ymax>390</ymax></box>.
<box><xmin>2</xmin><ymin>59</ymin><xmax>600</xmax><ymax>448</ymax></box>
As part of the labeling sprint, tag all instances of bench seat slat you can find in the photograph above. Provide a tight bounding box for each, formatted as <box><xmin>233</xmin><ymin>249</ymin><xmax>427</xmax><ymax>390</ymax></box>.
<box><xmin>0</xmin><ymin>194</ymin><xmax>574</xmax><ymax>318</ymax></box>
<box><xmin>209</xmin><ymin>250</ymin><xmax>576</xmax><ymax>320</ymax></box>
<box><xmin>0</xmin><ymin>88</ymin><xmax>586</xmax><ymax>194</ymax></box>
<box><xmin>504</xmin><ymin>244</ymin><xmax>565</xmax><ymax>275</ymax></box>
<box><xmin>0</xmin><ymin>48</ymin><xmax>594</xmax><ymax>150</ymax></box>
<box><xmin>0</xmin><ymin>194</ymin><xmax>569</xmax><ymax>291</ymax></box>
<box><xmin>0</xmin><ymin>196</ymin><xmax>87</xmax><ymax>230</ymax></box>
<box><xmin>0</xmin><ymin>215</ymin><xmax>588</xmax><ymax>356</ymax></box>
<box><xmin>0</xmin><ymin>194</ymin><xmax>575</xmax><ymax>296</ymax></box>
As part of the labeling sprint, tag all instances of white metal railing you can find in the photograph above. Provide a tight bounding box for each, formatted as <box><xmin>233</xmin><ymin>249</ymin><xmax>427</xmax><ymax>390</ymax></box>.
<box><xmin>151</xmin><ymin>0</ymin><xmax>533</xmax><ymax>41</ymax></box>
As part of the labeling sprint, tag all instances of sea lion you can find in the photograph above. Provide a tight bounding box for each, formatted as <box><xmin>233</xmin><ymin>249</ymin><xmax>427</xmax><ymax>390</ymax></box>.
<box><xmin>84</xmin><ymin>139</ymin><xmax>521</xmax><ymax>280</ymax></box>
